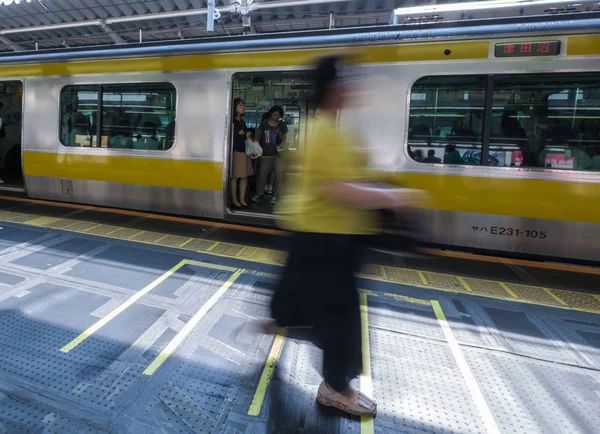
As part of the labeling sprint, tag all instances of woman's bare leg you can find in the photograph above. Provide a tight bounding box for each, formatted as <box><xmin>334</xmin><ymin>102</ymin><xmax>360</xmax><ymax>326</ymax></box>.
<box><xmin>231</xmin><ymin>178</ymin><xmax>241</xmax><ymax>207</ymax></box>
<box><xmin>239</xmin><ymin>177</ymin><xmax>248</xmax><ymax>206</ymax></box>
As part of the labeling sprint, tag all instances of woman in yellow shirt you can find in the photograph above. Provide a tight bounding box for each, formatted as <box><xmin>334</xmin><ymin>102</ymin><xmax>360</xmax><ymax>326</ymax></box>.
<box><xmin>267</xmin><ymin>55</ymin><xmax>426</xmax><ymax>418</ymax></box>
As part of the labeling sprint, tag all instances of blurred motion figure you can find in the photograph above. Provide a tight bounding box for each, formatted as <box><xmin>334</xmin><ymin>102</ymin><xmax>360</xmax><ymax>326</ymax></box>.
<box><xmin>266</xmin><ymin>54</ymin><xmax>427</xmax><ymax>418</ymax></box>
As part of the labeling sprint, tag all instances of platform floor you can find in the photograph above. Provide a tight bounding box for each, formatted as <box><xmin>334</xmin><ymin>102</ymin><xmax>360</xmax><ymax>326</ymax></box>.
<box><xmin>0</xmin><ymin>196</ymin><xmax>598</xmax><ymax>433</ymax></box>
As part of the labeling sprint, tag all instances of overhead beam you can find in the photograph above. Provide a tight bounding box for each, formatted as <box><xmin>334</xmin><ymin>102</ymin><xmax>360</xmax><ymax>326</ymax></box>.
<box><xmin>98</xmin><ymin>21</ymin><xmax>125</xmax><ymax>44</ymax></box>
<box><xmin>0</xmin><ymin>35</ymin><xmax>24</xmax><ymax>51</ymax></box>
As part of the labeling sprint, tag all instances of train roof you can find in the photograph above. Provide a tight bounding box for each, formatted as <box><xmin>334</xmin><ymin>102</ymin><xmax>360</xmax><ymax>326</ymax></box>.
<box><xmin>0</xmin><ymin>10</ymin><xmax>597</xmax><ymax>67</ymax></box>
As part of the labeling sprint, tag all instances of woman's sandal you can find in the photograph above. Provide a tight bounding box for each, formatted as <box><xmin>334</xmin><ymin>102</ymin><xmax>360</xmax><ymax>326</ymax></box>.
<box><xmin>316</xmin><ymin>381</ymin><xmax>377</xmax><ymax>417</ymax></box>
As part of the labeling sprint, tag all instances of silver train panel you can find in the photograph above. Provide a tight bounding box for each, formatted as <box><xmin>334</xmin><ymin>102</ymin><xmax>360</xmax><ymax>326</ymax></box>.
<box><xmin>22</xmin><ymin>70</ymin><xmax>229</xmax><ymax>217</ymax></box>
<box><xmin>22</xmin><ymin>70</ymin><xmax>229</xmax><ymax>161</ymax></box>
<box><xmin>26</xmin><ymin>176</ymin><xmax>223</xmax><ymax>220</ymax></box>
<box><xmin>424</xmin><ymin>210</ymin><xmax>600</xmax><ymax>262</ymax></box>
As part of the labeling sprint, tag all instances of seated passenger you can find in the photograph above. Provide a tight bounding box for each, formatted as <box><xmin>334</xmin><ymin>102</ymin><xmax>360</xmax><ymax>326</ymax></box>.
<box><xmin>66</xmin><ymin>114</ymin><xmax>92</xmax><ymax>147</ymax></box>
<box><xmin>165</xmin><ymin>119</ymin><xmax>176</xmax><ymax>149</ymax></box>
<box><xmin>443</xmin><ymin>144</ymin><xmax>463</xmax><ymax>164</ymax></box>
<box><xmin>110</xmin><ymin>120</ymin><xmax>134</xmax><ymax>149</ymax></box>
<box><xmin>423</xmin><ymin>149</ymin><xmax>441</xmax><ymax>163</ymax></box>
<box><xmin>409</xmin><ymin>124</ymin><xmax>431</xmax><ymax>144</ymax></box>
<box><xmin>134</xmin><ymin>122</ymin><xmax>162</xmax><ymax>150</ymax></box>
<box><xmin>571</xmin><ymin>146</ymin><xmax>592</xmax><ymax>170</ymax></box>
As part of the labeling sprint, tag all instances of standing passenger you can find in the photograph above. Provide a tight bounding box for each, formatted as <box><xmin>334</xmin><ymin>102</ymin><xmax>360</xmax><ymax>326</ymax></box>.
<box><xmin>266</xmin><ymin>55</ymin><xmax>427</xmax><ymax>417</ymax></box>
<box><xmin>231</xmin><ymin>98</ymin><xmax>253</xmax><ymax>207</ymax></box>
<box><xmin>252</xmin><ymin>106</ymin><xmax>287</xmax><ymax>205</ymax></box>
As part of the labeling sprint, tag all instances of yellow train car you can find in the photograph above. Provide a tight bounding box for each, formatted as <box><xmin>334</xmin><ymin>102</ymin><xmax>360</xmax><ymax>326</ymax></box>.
<box><xmin>0</xmin><ymin>9</ymin><xmax>597</xmax><ymax>261</ymax></box>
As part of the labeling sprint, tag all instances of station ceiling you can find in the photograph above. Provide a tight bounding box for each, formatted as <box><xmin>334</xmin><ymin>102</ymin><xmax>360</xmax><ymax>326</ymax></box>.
<box><xmin>0</xmin><ymin>0</ymin><xmax>453</xmax><ymax>52</ymax></box>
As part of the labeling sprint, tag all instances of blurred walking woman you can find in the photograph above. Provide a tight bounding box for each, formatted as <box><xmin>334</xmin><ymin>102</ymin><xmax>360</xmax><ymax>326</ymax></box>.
<box><xmin>268</xmin><ymin>55</ymin><xmax>425</xmax><ymax>417</ymax></box>
<box><xmin>231</xmin><ymin>98</ymin><xmax>253</xmax><ymax>207</ymax></box>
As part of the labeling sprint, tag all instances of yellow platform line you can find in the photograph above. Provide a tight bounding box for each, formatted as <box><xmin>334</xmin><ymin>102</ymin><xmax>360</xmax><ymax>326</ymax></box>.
<box><xmin>543</xmin><ymin>288</ymin><xmax>568</xmax><ymax>306</ymax></box>
<box><xmin>81</xmin><ymin>223</ymin><xmax>103</xmax><ymax>233</ymax></box>
<box><xmin>247</xmin><ymin>334</ymin><xmax>286</xmax><ymax>416</ymax></box>
<box><xmin>61</xmin><ymin>259</ymin><xmax>188</xmax><ymax>353</ymax></box>
<box><xmin>431</xmin><ymin>300</ymin><xmax>500</xmax><ymax>434</ymax></box>
<box><xmin>143</xmin><ymin>269</ymin><xmax>243</xmax><ymax>375</ymax></box>
<box><xmin>2</xmin><ymin>213</ymin><xmax>598</xmax><ymax>315</ymax></box>
<box><xmin>60</xmin><ymin>259</ymin><xmax>238</xmax><ymax>353</ymax></box>
<box><xmin>186</xmin><ymin>259</ymin><xmax>238</xmax><ymax>273</ymax></box>
<box><xmin>457</xmin><ymin>276</ymin><xmax>473</xmax><ymax>293</ymax></box>
<box><xmin>179</xmin><ymin>238</ymin><xmax>195</xmax><ymax>248</ymax></box>
<box><xmin>25</xmin><ymin>216</ymin><xmax>63</xmax><ymax>227</ymax></box>
<box><xmin>360</xmin><ymin>291</ymin><xmax>375</xmax><ymax>434</ymax></box>
<box><xmin>499</xmin><ymin>282</ymin><xmax>519</xmax><ymax>300</ymax></box>
<box><xmin>206</xmin><ymin>242</ymin><xmax>220</xmax><ymax>252</ymax></box>
<box><xmin>362</xmin><ymin>288</ymin><xmax>430</xmax><ymax>306</ymax></box>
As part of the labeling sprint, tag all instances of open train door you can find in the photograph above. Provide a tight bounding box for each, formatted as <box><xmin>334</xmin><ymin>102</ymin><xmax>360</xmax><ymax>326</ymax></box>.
<box><xmin>0</xmin><ymin>80</ymin><xmax>23</xmax><ymax>192</ymax></box>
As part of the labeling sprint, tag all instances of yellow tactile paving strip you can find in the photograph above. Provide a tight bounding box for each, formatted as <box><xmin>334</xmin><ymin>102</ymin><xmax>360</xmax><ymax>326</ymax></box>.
<box><xmin>0</xmin><ymin>210</ymin><xmax>599</xmax><ymax>315</ymax></box>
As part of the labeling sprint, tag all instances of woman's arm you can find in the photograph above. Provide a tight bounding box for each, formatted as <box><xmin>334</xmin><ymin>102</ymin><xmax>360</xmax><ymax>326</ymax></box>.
<box><xmin>277</xmin><ymin>122</ymin><xmax>288</xmax><ymax>142</ymax></box>
<box><xmin>322</xmin><ymin>181</ymin><xmax>426</xmax><ymax>210</ymax></box>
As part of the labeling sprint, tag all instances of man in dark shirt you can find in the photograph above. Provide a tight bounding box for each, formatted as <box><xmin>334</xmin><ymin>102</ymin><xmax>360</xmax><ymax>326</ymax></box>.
<box><xmin>252</xmin><ymin>106</ymin><xmax>288</xmax><ymax>205</ymax></box>
<box><xmin>423</xmin><ymin>149</ymin><xmax>442</xmax><ymax>163</ymax></box>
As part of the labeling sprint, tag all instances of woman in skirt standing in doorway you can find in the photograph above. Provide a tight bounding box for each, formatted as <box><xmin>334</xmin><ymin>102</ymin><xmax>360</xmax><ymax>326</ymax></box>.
<box><xmin>266</xmin><ymin>55</ymin><xmax>427</xmax><ymax>417</ymax></box>
<box><xmin>231</xmin><ymin>98</ymin><xmax>254</xmax><ymax>207</ymax></box>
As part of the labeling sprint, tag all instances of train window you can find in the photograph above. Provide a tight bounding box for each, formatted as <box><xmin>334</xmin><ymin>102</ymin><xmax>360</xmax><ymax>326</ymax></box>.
<box><xmin>60</xmin><ymin>85</ymin><xmax>99</xmax><ymax>147</ymax></box>
<box><xmin>59</xmin><ymin>82</ymin><xmax>176</xmax><ymax>150</ymax></box>
<box><xmin>101</xmin><ymin>83</ymin><xmax>176</xmax><ymax>150</ymax></box>
<box><xmin>408</xmin><ymin>75</ymin><xmax>486</xmax><ymax>165</ymax></box>
<box><xmin>491</xmin><ymin>74</ymin><xmax>600</xmax><ymax>170</ymax></box>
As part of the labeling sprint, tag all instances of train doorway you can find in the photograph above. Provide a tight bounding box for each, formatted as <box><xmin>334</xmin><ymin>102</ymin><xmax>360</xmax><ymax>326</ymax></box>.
<box><xmin>0</xmin><ymin>80</ymin><xmax>23</xmax><ymax>191</ymax></box>
<box><xmin>227</xmin><ymin>71</ymin><xmax>316</xmax><ymax>221</ymax></box>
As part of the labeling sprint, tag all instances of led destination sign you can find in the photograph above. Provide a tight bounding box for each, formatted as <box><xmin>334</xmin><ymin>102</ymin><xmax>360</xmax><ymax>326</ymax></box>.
<box><xmin>494</xmin><ymin>41</ymin><xmax>561</xmax><ymax>58</ymax></box>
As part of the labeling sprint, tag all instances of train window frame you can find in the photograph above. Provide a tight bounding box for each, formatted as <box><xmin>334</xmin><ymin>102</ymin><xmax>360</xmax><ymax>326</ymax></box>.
<box><xmin>406</xmin><ymin>72</ymin><xmax>600</xmax><ymax>173</ymax></box>
<box><xmin>406</xmin><ymin>74</ymin><xmax>489</xmax><ymax>167</ymax></box>
<box><xmin>489</xmin><ymin>72</ymin><xmax>600</xmax><ymax>172</ymax></box>
<box><xmin>58</xmin><ymin>81</ymin><xmax>177</xmax><ymax>152</ymax></box>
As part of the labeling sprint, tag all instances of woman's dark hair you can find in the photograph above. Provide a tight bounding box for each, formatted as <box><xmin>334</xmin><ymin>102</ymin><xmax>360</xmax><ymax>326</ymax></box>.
<box><xmin>313</xmin><ymin>54</ymin><xmax>343</xmax><ymax>107</ymax></box>
<box><xmin>268</xmin><ymin>105</ymin><xmax>284</xmax><ymax>118</ymax></box>
<box><xmin>232</xmin><ymin>98</ymin><xmax>244</xmax><ymax>120</ymax></box>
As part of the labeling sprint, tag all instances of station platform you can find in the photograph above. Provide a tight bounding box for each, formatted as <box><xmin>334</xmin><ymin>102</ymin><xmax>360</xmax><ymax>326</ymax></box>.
<box><xmin>0</xmin><ymin>195</ymin><xmax>598</xmax><ymax>434</ymax></box>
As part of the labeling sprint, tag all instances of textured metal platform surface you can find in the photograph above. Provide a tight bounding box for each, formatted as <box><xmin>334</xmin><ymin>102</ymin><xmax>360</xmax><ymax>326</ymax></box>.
<box><xmin>0</xmin><ymin>222</ymin><xmax>598</xmax><ymax>433</ymax></box>
<box><xmin>0</xmin><ymin>197</ymin><xmax>598</xmax><ymax>316</ymax></box>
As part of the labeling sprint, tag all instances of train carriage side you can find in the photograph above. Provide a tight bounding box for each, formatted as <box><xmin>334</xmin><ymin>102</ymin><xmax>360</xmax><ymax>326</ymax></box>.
<box><xmin>0</xmin><ymin>29</ymin><xmax>596</xmax><ymax>262</ymax></box>
<box><xmin>344</xmin><ymin>34</ymin><xmax>600</xmax><ymax>261</ymax></box>
<box><xmin>21</xmin><ymin>68</ymin><xmax>230</xmax><ymax>220</ymax></box>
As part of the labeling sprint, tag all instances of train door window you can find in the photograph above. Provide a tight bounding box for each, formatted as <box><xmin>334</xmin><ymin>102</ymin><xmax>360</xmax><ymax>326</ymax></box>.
<box><xmin>281</xmin><ymin>104</ymin><xmax>301</xmax><ymax>151</ymax></box>
<box><xmin>60</xmin><ymin>85</ymin><xmax>99</xmax><ymax>147</ymax></box>
<box><xmin>409</xmin><ymin>75</ymin><xmax>486</xmax><ymax>165</ymax></box>
<box><xmin>101</xmin><ymin>83</ymin><xmax>176</xmax><ymax>150</ymax></box>
<box><xmin>0</xmin><ymin>80</ymin><xmax>24</xmax><ymax>189</ymax></box>
<box><xmin>491</xmin><ymin>74</ymin><xmax>600</xmax><ymax>170</ymax></box>
<box><xmin>230</xmin><ymin>72</ymin><xmax>316</xmax><ymax>215</ymax></box>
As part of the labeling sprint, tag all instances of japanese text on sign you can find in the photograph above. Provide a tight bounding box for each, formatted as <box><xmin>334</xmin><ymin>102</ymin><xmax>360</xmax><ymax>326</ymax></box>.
<box><xmin>495</xmin><ymin>41</ymin><xmax>561</xmax><ymax>58</ymax></box>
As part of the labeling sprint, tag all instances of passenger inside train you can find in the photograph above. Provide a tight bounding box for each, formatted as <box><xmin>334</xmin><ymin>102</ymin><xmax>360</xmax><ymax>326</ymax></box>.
<box><xmin>230</xmin><ymin>72</ymin><xmax>314</xmax><ymax>214</ymax></box>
